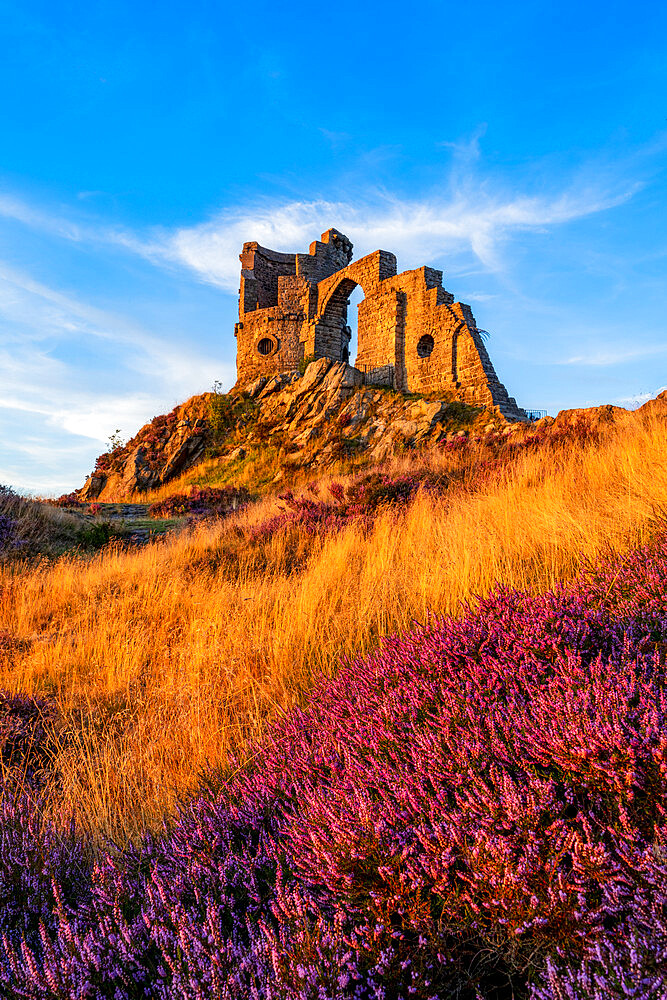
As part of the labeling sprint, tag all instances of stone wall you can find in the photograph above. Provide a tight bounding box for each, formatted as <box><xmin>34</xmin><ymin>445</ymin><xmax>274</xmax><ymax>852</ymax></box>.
<box><xmin>239</xmin><ymin>244</ymin><xmax>296</xmax><ymax>313</ymax></box>
<box><xmin>234</xmin><ymin>228</ymin><xmax>525</xmax><ymax>419</ymax></box>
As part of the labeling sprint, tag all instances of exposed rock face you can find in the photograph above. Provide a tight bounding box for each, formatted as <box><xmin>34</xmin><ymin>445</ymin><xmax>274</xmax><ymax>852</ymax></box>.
<box><xmin>78</xmin><ymin>359</ymin><xmax>525</xmax><ymax>501</ymax></box>
<box><xmin>79</xmin><ymin>395</ymin><xmax>211</xmax><ymax>501</ymax></box>
<box><xmin>240</xmin><ymin>359</ymin><xmax>514</xmax><ymax>470</ymax></box>
<box><xmin>75</xmin><ymin>369</ymin><xmax>667</xmax><ymax>503</ymax></box>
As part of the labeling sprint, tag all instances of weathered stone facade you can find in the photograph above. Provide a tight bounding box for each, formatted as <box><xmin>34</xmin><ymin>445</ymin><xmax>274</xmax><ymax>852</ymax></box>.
<box><xmin>235</xmin><ymin>228</ymin><xmax>524</xmax><ymax>419</ymax></box>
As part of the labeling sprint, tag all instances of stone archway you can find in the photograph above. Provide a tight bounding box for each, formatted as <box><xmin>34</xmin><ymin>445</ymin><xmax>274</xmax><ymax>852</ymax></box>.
<box><xmin>315</xmin><ymin>276</ymin><xmax>362</xmax><ymax>363</ymax></box>
<box><xmin>311</xmin><ymin>250</ymin><xmax>397</xmax><ymax>365</ymax></box>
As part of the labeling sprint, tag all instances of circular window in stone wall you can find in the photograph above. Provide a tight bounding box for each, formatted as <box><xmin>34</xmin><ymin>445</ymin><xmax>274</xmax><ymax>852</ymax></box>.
<box><xmin>256</xmin><ymin>337</ymin><xmax>275</xmax><ymax>356</ymax></box>
<box><xmin>417</xmin><ymin>334</ymin><xmax>435</xmax><ymax>358</ymax></box>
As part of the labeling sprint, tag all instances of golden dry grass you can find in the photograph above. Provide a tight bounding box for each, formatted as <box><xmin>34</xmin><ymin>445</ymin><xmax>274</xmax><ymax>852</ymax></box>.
<box><xmin>2</xmin><ymin>409</ymin><xmax>667</xmax><ymax>845</ymax></box>
<box><xmin>136</xmin><ymin>436</ymin><xmax>391</xmax><ymax>504</ymax></box>
<box><xmin>0</xmin><ymin>486</ymin><xmax>84</xmax><ymax>559</ymax></box>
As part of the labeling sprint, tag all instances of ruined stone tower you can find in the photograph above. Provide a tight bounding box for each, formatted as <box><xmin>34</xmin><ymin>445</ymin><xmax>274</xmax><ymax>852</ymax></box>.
<box><xmin>234</xmin><ymin>228</ymin><xmax>524</xmax><ymax>419</ymax></box>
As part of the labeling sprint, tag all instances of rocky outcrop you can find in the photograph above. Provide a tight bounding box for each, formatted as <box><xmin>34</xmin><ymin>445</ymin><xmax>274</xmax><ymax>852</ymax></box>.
<box><xmin>78</xmin><ymin>359</ymin><xmax>525</xmax><ymax>501</ymax></box>
<box><xmin>79</xmin><ymin>395</ymin><xmax>211</xmax><ymax>501</ymax></box>
<box><xmin>76</xmin><ymin>366</ymin><xmax>667</xmax><ymax>503</ymax></box>
<box><xmin>509</xmin><ymin>392</ymin><xmax>667</xmax><ymax>446</ymax></box>
<box><xmin>240</xmin><ymin>358</ymin><xmax>513</xmax><ymax>471</ymax></box>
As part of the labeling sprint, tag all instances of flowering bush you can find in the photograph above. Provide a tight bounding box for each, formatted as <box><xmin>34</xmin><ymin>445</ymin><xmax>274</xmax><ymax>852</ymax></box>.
<box><xmin>47</xmin><ymin>492</ymin><xmax>83</xmax><ymax>509</ymax></box>
<box><xmin>0</xmin><ymin>486</ymin><xmax>26</xmax><ymax>556</ymax></box>
<box><xmin>250</xmin><ymin>471</ymin><xmax>450</xmax><ymax>540</ymax></box>
<box><xmin>440</xmin><ymin>421</ymin><xmax>602</xmax><ymax>460</ymax></box>
<box><xmin>0</xmin><ymin>513</ymin><xmax>16</xmax><ymax>551</ymax></box>
<box><xmin>4</xmin><ymin>535</ymin><xmax>667</xmax><ymax>994</ymax></box>
<box><xmin>93</xmin><ymin>412</ymin><xmax>182</xmax><ymax>475</ymax></box>
<box><xmin>148</xmin><ymin>485</ymin><xmax>250</xmax><ymax>520</ymax></box>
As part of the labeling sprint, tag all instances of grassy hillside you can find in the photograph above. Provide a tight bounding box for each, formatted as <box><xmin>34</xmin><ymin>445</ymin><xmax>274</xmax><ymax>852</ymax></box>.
<box><xmin>0</xmin><ymin>485</ymin><xmax>100</xmax><ymax>559</ymax></box>
<box><xmin>3</xmin><ymin>399</ymin><xmax>667</xmax><ymax>996</ymax></box>
<box><xmin>1</xmin><ymin>401</ymin><xmax>666</xmax><ymax>847</ymax></box>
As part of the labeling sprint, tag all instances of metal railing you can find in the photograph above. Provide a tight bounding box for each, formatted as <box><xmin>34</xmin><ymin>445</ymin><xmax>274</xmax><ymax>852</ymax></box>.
<box><xmin>358</xmin><ymin>364</ymin><xmax>394</xmax><ymax>387</ymax></box>
<box><xmin>524</xmin><ymin>409</ymin><xmax>547</xmax><ymax>421</ymax></box>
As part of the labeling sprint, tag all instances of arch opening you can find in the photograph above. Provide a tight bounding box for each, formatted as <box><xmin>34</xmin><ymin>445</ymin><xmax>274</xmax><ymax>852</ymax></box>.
<box><xmin>346</xmin><ymin>284</ymin><xmax>365</xmax><ymax>365</ymax></box>
<box><xmin>316</xmin><ymin>277</ymin><xmax>364</xmax><ymax>364</ymax></box>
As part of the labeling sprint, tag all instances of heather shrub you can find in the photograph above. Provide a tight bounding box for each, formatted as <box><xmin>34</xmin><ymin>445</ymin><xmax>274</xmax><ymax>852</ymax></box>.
<box><xmin>247</xmin><ymin>422</ymin><xmax>608</xmax><ymax>546</ymax></box>
<box><xmin>0</xmin><ymin>487</ymin><xmax>23</xmax><ymax>557</ymax></box>
<box><xmin>48</xmin><ymin>492</ymin><xmax>83</xmax><ymax>509</ymax></box>
<box><xmin>0</xmin><ymin>793</ymin><xmax>88</xmax><ymax>949</ymax></box>
<box><xmin>148</xmin><ymin>485</ymin><xmax>251</xmax><ymax>519</ymax></box>
<box><xmin>531</xmin><ymin>847</ymin><xmax>667</xmax><ymax>998</ymax></box>
<box><xmin>94</xmin><ymin>410</ymin><xmax>183</xmax><ymax>475</ymax></box>
<box><xmin>249</xmin><ymin>470</ymin><xmax>450</xmax><ymax>541</ymax></box>
<box><xmin>0</xmin><ymin>512</ymin><xmax>17</xmax><ymax>551</ymax></box>
<box><xmin>4</xmin><ymin>535</ymin><xmax>667</xmax><ymax>995</ymax></box>
<box><xmin>0</xmin><ymin>693</ymin><xmax>88</xmax><ymax>950</ymax></box>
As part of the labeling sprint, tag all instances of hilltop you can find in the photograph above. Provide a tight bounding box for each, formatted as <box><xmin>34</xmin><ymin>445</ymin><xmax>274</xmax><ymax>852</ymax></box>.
<box><xmin>75</xmin><ymin>356</ymin><xmax>664</xmax><ymax>510</ymax></box>
<box><xmin>77</xmin><ymin>359</ymin><xmax>516</xmax><ymax>502</ymax></box>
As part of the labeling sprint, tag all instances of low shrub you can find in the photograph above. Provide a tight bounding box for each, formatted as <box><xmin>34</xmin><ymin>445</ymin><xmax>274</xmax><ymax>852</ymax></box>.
<box><xmin>148</xmin><ymin>485</ymin><xmax>251</xmax><ymax>520</ymax></box>
<box><xmin>0</xmin><ymin>512</ymin><xmax>17</xmax><ymax>552</ymax></box>
<box><xmin>5</xmin><ymin>531</ymin><xmax>667</xmax><ymax>995</ymax></box>
<box><xmin>249</xmin><ymin>470</ymin><xmax>451</xmax><ymax>540</ymax></box>
<box><xmin>47</xmin><ymin>492</ymin><xmax>83</xmax><ymax>509</ymax></box>
<box><xmin>77</xmin><ymin>520</ymin><xmax>119</xmax><ymax>549</ymax></box>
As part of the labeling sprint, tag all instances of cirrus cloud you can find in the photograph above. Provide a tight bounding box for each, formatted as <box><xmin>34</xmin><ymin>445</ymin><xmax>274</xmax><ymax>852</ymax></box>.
<box><xmin>134</xmin><ymin>184</ymin><xmax>638</xmax><ymax>291</ymax></box>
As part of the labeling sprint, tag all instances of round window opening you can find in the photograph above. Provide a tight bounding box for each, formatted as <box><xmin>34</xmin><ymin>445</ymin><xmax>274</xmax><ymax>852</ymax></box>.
<box><xmin>257</xmin><ymin>337</ymin><xmax>275</xmax><ymax>356</ymax></box>
<box><xmin>417</xmin><ymin>334</ymin><xmax>435</xmax><ymax>359</ymax></box>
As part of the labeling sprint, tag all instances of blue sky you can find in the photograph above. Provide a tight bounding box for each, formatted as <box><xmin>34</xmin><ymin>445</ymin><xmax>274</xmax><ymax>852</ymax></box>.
<box><xmin>1</xmin><ymin>0</ymin><xmax>666</xmax><ymax>493</ymax></box>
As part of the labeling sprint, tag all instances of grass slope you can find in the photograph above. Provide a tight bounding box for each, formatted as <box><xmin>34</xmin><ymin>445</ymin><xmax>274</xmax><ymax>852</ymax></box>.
<box><xmin>1</xmin><ymin>404</ymin><xmax>666</xmax><ymax>846</ymax></box>
<box><xmin>3</xmin><ymin>505</ymin><xmax>667</xmax><ymax>996</ymax></box>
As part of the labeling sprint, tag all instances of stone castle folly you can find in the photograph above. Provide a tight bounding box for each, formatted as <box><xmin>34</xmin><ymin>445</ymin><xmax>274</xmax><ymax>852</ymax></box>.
<box><xmin>234</xmin><ymin>227</ymin><xmax>524</xmax><ymax>419</ymax></box>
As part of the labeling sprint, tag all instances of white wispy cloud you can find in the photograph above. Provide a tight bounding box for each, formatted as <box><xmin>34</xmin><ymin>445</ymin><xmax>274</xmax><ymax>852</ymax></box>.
<box><xmin>0</xmin><ymin>167</ymin><xmax>639</xmax><ymax>293</ymax></box>
<box><xmin>0</xmin><ymin>260</ymin><xmax>234</xmax><ymax>491</ymax></box>
<box><xmin>139</xmin><ymin>185</ymin><xmax>636</xmax><ymax>291</ymax></box>
<box><xmin>0</xmin><ymin>194</ymin><xmax>87</xmax><ymax>242</ymax></box>
<box><xmin>560</xmin><ymin>344</ymin><xmax>667</xmax><ymax>366</ymax></box>
<box><xmin>0</xmin><ymin>261</ymin><xmax>230</xmax><ymax>390</ymax></box>
<box><xmin>613</xmin><ymin>386</ymin><xmax>667</xmax><ymax>408</ymax></box>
